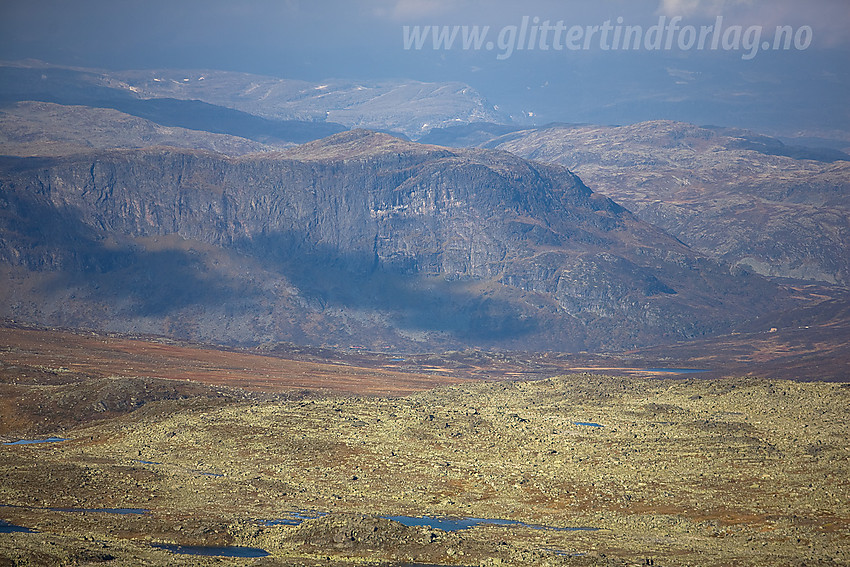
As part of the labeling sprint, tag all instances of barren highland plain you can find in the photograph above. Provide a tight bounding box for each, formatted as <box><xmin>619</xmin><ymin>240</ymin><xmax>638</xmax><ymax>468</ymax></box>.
<box><xmin>1</xmin><ymin>324</ymin><xmax>848</xmax><ymax>566</ymax></box>
<box><xmin>1</xmin><ymin>4</ymin><xmax>850</xmax><ymax>564</ymax></box>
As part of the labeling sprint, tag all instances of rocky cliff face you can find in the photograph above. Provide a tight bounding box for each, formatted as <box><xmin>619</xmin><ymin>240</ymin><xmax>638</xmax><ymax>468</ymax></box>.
<box><xmin>0</xmin><ymin>130</ymin><xmax>781</xmax><ymax>351</ymax></box>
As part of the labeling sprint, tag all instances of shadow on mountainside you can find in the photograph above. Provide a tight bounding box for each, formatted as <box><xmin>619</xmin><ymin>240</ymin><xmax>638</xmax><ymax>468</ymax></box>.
<box><xmin>0</xmin><ymin>194</ymin><xmax>264</xmax><ymax>318</ymax></box>
<box><xmin>243</xmin><ymin>230</ymin><xmax>542</xmax><ymax>343</ymax></box>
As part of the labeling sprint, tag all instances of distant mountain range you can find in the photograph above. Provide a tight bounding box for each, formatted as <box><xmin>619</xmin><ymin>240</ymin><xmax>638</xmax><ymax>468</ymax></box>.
<box><xmin>0</xmin><ymin>62</ymin><xmax>348</xmax><ymax>145</ymax></box>
<box><xmin>0</xmin><ymin>61</ymin><xmax>847</xmax><ymax>353</ymax></box>
<box><xmin>0</xmin><ymin>61</ymin><xmax>504</xmax><ymax>141</ymax></box>
<box><xmin>101</xmin><ymin>68</ymin><xmax>507</xmax><ymax>139</ymax></box>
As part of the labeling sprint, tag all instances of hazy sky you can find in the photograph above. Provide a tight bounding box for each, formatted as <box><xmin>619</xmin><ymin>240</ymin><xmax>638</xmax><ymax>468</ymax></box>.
<box><xmin>1</xmin><ymin>0</ymin><xmax>848</xmax><ymax>136</ymax></box>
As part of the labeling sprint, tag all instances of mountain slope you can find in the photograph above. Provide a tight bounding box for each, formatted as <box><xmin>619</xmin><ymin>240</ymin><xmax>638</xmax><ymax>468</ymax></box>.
<box><xmin>0</xmin><ymin>101</ymin><xmax>286</xmax><ymax>156</ymax></box>
<box><xmin>0</xmin><ymin>130</ymin><xmax>783</xmax><ymax>351</ymax></box>
<box><xmin>479</xmin><ymin>120</ymin><xmax>850</xmax><ymax>286</ymax></box>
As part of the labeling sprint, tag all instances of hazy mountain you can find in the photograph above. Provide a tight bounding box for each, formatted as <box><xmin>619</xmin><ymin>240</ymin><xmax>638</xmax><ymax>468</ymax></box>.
<box><xmin>102</xmin><ymin>68</ymin><xmax>507</xmax><ymax>139</ymax></box>
<box><xmin>0</xmin><ymin>101</ymin><xmax>287</xmax><ymax>156</ymax></box>
<box><xmin>0</xmin><ymin>130</ymin><xmax>783</xmax><ymax>352</ymax></box>
<box><xmin>442</xmin><ymin>120</ymin><xmax>850</xmax><ymax>286</ymax></box>
<box><xmin>0</xmin><ymin>62</ymin><xmax>347</xmax><ymax>145</ymax></box>
<box><xmin>0</xmin><ymin>61</ymin><xmax>508</xmax><ymax>142</ymax></box>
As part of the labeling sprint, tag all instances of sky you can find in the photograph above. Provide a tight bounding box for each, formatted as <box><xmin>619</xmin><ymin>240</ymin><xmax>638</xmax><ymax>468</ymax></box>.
<box><xmin>1</xmin><ymin>0</ymin><xmax>848</xmax><ymax>138</ymax></box>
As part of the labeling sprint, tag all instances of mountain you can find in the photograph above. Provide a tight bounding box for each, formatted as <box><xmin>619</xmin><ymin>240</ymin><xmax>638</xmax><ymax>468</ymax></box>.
<box><xmin>0</xmin><ymin>130</ymin><xmax>784</xmax><ymax>352</ymax></box>
<box><xmin>445</xmin><ymin>120</ymin><xmax>850</xmax><ymax>286</ymax></box>
<box><xmin>0</xmin><ymin>101</ymin><xmax>286</xmax><ymax>156</ymax></box>
<box><xmin>101</xmin><ymin>68</ymin><xmax>507</xmax><ymax>139</ymax></box>
<box><xmin>0</xmin><ymin>61</ymin><xmax>507</xmax><ymax>142</ymax></box>
<box><xmin>0</xmin><ymin>62</ymin><xmax>347</xmax><ymax>145</ymax></box>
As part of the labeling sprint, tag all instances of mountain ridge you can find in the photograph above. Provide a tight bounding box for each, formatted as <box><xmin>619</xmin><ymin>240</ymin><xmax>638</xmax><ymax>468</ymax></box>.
<box><xmin>0</xmin><ymin>130</ymin><xmax>783</xmax><ymax>352</ymax></box>
<box><xmin>0</xmin><ymin>101</ymin><xmax>285</xmax><ymax>156</ymax></box>
<box><xmin>426</xmin><ymin>120</ymin><xmax>850</xmax><ymax>286</ymax></box>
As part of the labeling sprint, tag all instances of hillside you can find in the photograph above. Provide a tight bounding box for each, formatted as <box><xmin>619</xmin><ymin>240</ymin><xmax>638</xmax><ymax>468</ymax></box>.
<box><xmin>0</xmin><ymin>101</ymin><xmax>285</xmax><ymax>156</ymax></box>
<box><xmin>469</xmin><ymin>120</ymin><xmax>850</xmax><ymax>286</ymax></box>
<box><xmin>0</xmin><ymin>130</ymin><xmax>784</xmax><ymax>352</ymax></box>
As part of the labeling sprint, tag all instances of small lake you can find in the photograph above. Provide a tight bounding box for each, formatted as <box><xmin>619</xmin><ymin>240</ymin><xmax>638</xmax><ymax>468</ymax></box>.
<box><xmin>256</xmin><ymin>512</ymin><xmax>598</xmax><ymax>534</ymax></box>
<box><xmin>0</xmin><ymin>520</ymin><xmax>36</xmax><ymax>534</ymax></box>
<box><xmin>385</xmin><ymin>516</ymin><xmax>599</xmax><ymax>533</ymax></box>
<box><xmin>3</xmin><ymin>437</ymin><xmax>67</xmax><ymax>445</ymax></box>
<box><xmin>573</xmin><ymin>421</ymin><xmax>604</xmax><ymax>428</ymax></box>
<box><xmin>49</xmin><ymin>507</ymin><xmax>149</xmax><ymax>515</ymax></box>
<box><xmin>152</xmin><ymin>543</ymin><xmax>269</xmax><ymax>557</ymax></box>
<box><xmin>642</xmin><ymin>368</ymin><xmax>709</xmax><ymax>374</ymax></box>
<box><xmin>259</xmin><ymin>510</ymin><xmax>327</xmax><ymax>526</ymax></box>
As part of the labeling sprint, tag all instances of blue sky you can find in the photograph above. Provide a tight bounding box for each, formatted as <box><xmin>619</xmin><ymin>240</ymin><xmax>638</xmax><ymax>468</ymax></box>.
<box><xmin>1</xmin><ymin>0</ymin><xmax>848</xmax><ymax>137</ymax></box>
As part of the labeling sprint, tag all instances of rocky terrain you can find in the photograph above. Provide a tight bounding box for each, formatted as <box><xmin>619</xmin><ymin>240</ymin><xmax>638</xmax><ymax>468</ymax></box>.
<box><xmin>449</xmin><ymin>120</ymin><xmax>850</xmax><ymax>287</ymax></box>
<box><xmin>0</xmin><ymin>323</ymin><xmax>470</xmax><ymax>439</ymax></box>
<box><xmin>0</xmin><ymin>332</ymin><xmax>847</xmax><ymax>565</ymax></box>
<box><xmin>0</xmin><ymin>129</ymin><xmax>791</xmax><ymax>352</ymax></box>
<box><xmin>0</xmin><ymin>101</ymin><xmax>288</xmax><ymax>156</ymax></box>
<box><xmin>2</xmin><ymin>315</ymin><xmax>848</xmax><ymax>440</ymax></box>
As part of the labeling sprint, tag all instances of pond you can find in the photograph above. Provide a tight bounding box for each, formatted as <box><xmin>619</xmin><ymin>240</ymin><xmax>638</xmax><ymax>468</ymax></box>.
<box><xmin>0</xmin><ymin>520</ymin><xmax>36</xmax><ymax>534</ymax></box>
<box><xmin>259</xmin><ymin>510</ymin><xmax>327</xmax><ymax>526</ymax></box>
<box><xmin>49</xmin><ymin>507</ymin><xmax>149</xmax><ymax>515</ymax></box>
<box><xmin>573</xmin><ymin>421</ymin><xmax>604</xmax><ymax>428</ymax></box>
<box><xmin>3</xmin><ymin>437</ymin><xmax>67</xmax><ymax>445</ymax></box>
<box><xmin>256</xmin><ymin>512</ymin><xmax>598</xmax><ymax>534</ymax></box>
<box><xmin>642</xmin><ymin>368</ymin><xmax>709</xmax><ymax>374</ymax></box>
<box><xmin>152</xmin><ymin>543</ymin><xmax>269</xmax><ymax>557</ymax></box>
<box><xmin>384</xmin><ymin>516</ymin><xmax>599</xmax><ymax>532</ymax></box>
